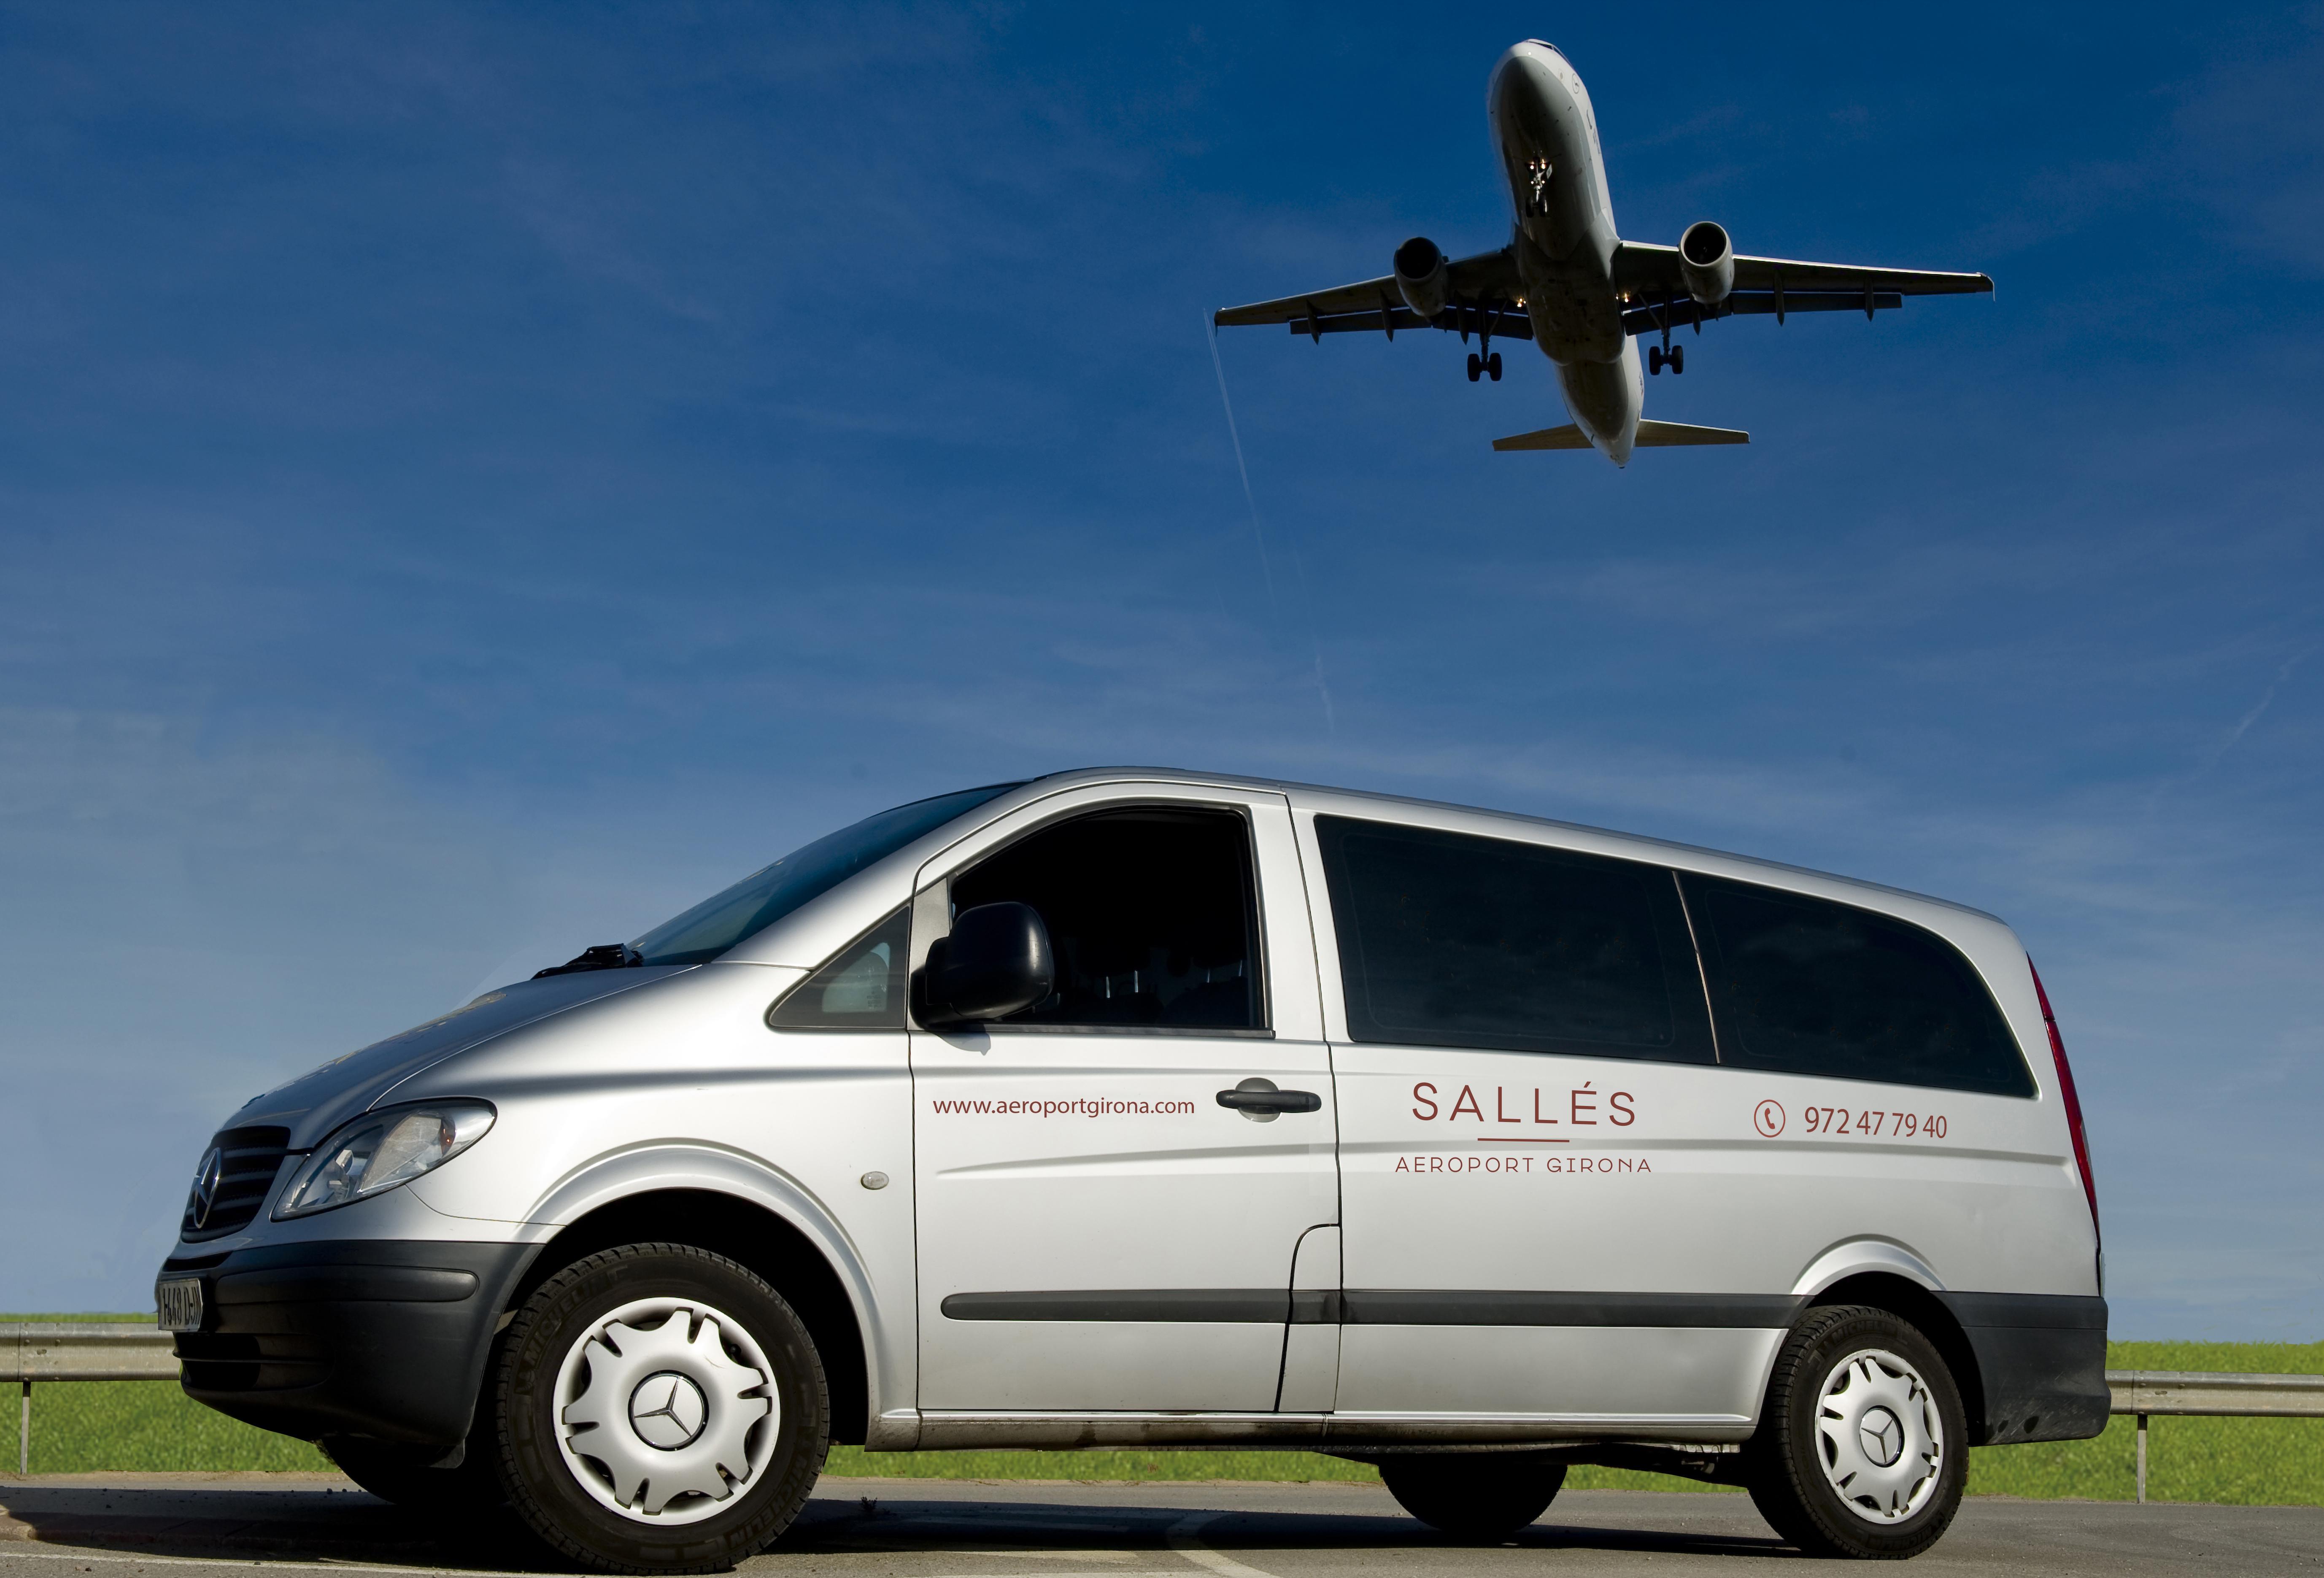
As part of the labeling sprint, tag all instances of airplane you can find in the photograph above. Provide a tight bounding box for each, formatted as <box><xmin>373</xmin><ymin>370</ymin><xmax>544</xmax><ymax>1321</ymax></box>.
<box><xmin>1212</xmin><ymin>40</ymin><xmax>1993</xmax><ymax>466</ymax></box>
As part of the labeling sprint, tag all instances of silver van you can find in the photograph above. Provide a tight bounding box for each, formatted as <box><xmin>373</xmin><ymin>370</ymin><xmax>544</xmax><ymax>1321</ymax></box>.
<box><xmin>155</xmin><ymin>768</ymin><xmax>2106</xmax><ymax>1567</ymax></box>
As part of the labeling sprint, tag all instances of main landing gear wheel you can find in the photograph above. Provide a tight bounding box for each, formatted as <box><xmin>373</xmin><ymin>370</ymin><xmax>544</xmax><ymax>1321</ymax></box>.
<box><xmin>1747</xmin><ymin>1305</ymin><xmax>1966</xmax><ymax>1560</ymax></box>
<box><xmin>1379</xmin><ymin>1452</ymin><xmax>1566</xmax><ymax>1540</ymax></box>
<box><xmin>1486</xmin><ymin>351</ymin><xmax>1503</xmax><ymax>381</ymax></box>
<box><xmin>495</xmin><ymin>1244</ymin><xmax>829</xmax><ymax>1574</ymax></box>
<box><xmin>1467</xmin><ymin>352</ymin><xmax>1482</xmax><ymax>382</ymax></box>
<box><xmin>1668</xmin><ymin>344</ymin><xmax>1684</xmax><ymax>375</ymax></box>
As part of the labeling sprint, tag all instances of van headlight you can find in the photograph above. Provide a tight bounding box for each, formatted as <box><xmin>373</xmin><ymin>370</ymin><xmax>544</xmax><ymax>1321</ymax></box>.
<box><xmin>274</xmin><ymin>1102</ymin><xmax>496</xmax><ymax>1219</ymax></box>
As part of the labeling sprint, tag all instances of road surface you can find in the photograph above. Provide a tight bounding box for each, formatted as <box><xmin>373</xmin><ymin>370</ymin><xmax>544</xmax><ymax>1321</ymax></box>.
<box><xmin>0</xmin><ymin>1473</ymin><xmax>2316</xmax><ymax>1576</ymax></box>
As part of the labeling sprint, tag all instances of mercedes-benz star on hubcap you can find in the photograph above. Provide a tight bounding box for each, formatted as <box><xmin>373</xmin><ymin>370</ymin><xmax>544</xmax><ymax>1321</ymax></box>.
<box><xmin>627</xmin><ymin>1372</ymin><xmax>710</xmax><ymax>1451</ymax></box>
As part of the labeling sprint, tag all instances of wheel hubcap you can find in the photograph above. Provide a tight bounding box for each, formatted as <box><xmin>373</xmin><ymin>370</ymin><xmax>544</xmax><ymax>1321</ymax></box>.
<box><xmin>552</xmin><ymin>1298</ymin><xmax>777</xmax><ymax>1523</ymax></box>
<box><xmin>1814</xmin><ymin>1348</ymin><xmax>1944</xmax><ymax>1524</ymax></box>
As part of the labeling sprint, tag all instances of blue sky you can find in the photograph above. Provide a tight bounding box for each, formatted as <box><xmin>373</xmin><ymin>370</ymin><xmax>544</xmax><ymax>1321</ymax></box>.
<box><xmin>2</xmin><ymin>3</ymin><xmax>2319</xmax><ymax>1337</ymax></box>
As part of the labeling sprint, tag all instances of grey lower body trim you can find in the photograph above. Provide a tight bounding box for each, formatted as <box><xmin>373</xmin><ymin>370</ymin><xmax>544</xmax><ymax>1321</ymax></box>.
<box><xmin>913</xmin><ymin>1412</ymin><xmax>1325</xmax><ymax>1449</ymax></box>
<box><xmin>940</xmin><ymin>1288</ymin><xmax>1802</xmax><ymax>1327</ymax></box>
<box><xmin>1345</xmin><ymin>1291</ymin><xmax>1802</xmax><ymax>1327</ymax></box>
<box><xmin>941</xmin><ymin>1290</ymin><xmax>1292</xmax><ymax>1322</ymax></box>
<box><xmin>899</xmin><ymin>1411</ymin><xmax>1756</xmax><ymax>1451</ymax></box>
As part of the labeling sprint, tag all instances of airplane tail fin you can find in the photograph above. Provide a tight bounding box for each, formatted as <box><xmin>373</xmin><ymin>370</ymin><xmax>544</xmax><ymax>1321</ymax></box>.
<box><xmin>1491</xmin><ymin>419</ymin><xmax>1751</xmax><ymax>451</ymax></box>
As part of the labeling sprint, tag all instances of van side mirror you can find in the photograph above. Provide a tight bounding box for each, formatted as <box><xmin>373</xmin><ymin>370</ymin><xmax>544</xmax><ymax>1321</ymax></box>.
<box><xmin>918</xmin><ymin>902</ymin><xmax>1054</xmax><ymax>1028</ymax></box>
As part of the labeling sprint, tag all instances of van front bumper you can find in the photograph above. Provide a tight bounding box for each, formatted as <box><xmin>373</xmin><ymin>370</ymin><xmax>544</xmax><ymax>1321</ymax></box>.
<box><xmin>158</xmin><ymin>1239</ymin><xmax>537</xmax><ymax>1451</ymax></box>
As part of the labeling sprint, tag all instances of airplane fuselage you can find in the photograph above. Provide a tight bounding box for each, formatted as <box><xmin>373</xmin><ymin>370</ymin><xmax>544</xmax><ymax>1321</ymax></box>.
<box><xmin>1488</xmin><ymin>41</ymin><xmax>1644</xmax><ymax>464</ymax></box>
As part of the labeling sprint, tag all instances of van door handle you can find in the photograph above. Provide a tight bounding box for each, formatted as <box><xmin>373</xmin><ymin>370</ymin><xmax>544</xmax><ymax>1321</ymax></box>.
<box><xmin>1217</xmin><ymin>1077</ymin><xmax>1323</xmax><ymax>1119</ymax></box>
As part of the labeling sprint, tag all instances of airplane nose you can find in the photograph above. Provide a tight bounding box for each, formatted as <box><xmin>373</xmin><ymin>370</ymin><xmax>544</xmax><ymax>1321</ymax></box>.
<box><xmin>1489</xmin><ymin>44</ymin><xmax>1576</xmax><ymax>141</ymax></box>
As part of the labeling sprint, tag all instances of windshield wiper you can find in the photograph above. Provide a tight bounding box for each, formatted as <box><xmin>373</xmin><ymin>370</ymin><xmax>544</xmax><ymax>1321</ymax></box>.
<box><xmin>534</xmin><ymin>943</ymin><xmax>643</xmax><ymax>979</ymax></box>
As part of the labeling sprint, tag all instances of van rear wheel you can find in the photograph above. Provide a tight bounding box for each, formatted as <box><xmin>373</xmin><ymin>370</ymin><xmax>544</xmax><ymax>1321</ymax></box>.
<box><xmin>1378</xmin><ymin>1452</ymin><xmax>1565</xmax><ymax>1540</ymax></box>
<box><xmin>1748</xmin><ymin>1305</ymin><xmax>1966</xmax><ymax>1560</ymax></box>
<box><xmin>494</xmin><ymin>1243</ymin><xmax>829</xmax><ymax>1574</ymax></box>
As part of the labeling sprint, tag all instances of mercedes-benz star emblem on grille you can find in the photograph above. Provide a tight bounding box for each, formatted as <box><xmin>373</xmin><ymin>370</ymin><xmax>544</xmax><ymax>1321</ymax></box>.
<box><xmin>190</xmin><ymin>1146</ymin><xmax>224</xmax><ymax>1229</ymax></box>
<box><xmin>627</xmin><ymin>1371</ymin><xmax>710</xmax><ymax>1451</ymax></box>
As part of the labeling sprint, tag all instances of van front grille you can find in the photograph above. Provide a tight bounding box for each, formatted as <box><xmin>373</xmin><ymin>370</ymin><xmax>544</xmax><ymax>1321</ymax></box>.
<box><xmin>181</xmin><ymin>1126</ymin><xmax>292</xmax><ymax>1241</ymax></box>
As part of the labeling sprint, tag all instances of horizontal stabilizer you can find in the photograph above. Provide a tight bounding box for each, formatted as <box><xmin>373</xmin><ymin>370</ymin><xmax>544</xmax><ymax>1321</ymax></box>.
<box><xmin>1491</xmin><ymin>424</ymin><xmax>1592</xmax><ymax>450</ymax></box>
<box><xmin>1491</xmin><ymin>420</ymin><xmax>1750</xmax><ymax>452</ymax></box>
<box><xmin>1635</xmin><ymin>419</ymin><xmax>1749</xmax><ymax>446</ymax></box>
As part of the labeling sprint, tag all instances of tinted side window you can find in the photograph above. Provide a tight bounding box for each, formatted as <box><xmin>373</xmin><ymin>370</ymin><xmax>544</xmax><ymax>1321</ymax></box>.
<box><xmin>950</xmin><ymin>808</ymin><xmax>1262</xmax><ymax>1030</ymax></box>
<box><xmin>1682</xmin><ymin>875</ymin><xmax>2033</xmax><ymax>1096</ymax></box>
<box><xmin>768</xmin><ymin>907</ymin><xmax>909</xmax><ymax>1031</ymax></box>
<box><xmin>1316</xmin><ymin>817</ymin><xmax>1714</xmax><ymax>1063</ymax></box>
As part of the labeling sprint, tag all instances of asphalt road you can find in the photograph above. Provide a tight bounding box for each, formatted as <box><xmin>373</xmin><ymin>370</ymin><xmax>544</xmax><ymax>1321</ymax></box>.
<box><xmin>0</xmin><ymin>1472</ymin><xmax>2317</xmax><ymax>1577</ymax></box>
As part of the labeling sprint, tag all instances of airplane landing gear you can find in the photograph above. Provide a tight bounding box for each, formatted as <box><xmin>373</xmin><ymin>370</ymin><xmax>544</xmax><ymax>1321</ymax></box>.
<box><xmin>1647</xmin><ymin>344</ymin><xmax>1684</xmax><ymax>376</ymax></box>
<box><xmin>1468</xmin><ymin>352</ymin><xmax>1481</xmax><ymax>383</ymax></box>
<box><xmin>1467</xmin><ymin>351</ymin><xmax>1503</xmax><ymax>383</ymax></box>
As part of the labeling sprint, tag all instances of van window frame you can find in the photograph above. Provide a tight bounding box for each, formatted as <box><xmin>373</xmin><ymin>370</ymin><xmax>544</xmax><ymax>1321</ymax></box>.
<box><xmin>1676</xmin><ymin>871</ymin><xmax>2038</xmax><ymax>1098</ymax></box>
<box><xmin>911</xmin><ymin>798</ymin><xmax>1275</xmax><ymax>1039</ymax></box>
<box><xmin>1314</xmin><ymin>813</ymin><xmax>1716</xmax><ymax>1067</ymax></box>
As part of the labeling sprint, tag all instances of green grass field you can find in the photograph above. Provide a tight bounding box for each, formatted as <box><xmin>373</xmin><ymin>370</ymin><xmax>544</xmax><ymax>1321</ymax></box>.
<box><xmin>5</xmin><ymin>1321</ymin><xmax>2316</xmax><ymax>1506</ymax></box>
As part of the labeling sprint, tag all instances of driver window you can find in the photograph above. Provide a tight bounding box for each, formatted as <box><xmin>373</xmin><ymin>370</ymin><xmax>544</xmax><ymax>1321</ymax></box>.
<box><xmin>950</xmin><ymin>807</ymin><xmax>1263</xmax><ymax>1031</ymax></box>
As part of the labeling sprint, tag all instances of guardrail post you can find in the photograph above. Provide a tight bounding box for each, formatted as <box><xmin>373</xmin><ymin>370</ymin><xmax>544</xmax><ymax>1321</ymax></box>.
<box><xmin>16</xmin><ymin>1380</ymin><xmax>26</xmax><ymax>1477</ymax></box>
<box><xmin>2134</xmin><ymin>1412</ymin><xmax>2147</xmax><ymax>1504</ymax></box>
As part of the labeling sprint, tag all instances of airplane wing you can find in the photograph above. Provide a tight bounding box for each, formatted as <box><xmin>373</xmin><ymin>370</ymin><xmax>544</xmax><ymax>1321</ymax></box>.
<box><xmin>1214</xmin><ymin>247</ymin><xmax>1523</xmax><ymax>339</ymax></box>
<box><xmin>1611</xmin><ymin>242</ymin><xmax>1992</xmax><ymax>300</ymax></box>
<box><xmin>1610</xmin><ymin>242</ymin><xmax>1989</xmax><ymax>339</ymax></box>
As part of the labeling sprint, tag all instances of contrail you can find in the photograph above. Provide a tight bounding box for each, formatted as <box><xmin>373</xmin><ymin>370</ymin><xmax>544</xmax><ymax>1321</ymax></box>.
<box><xmin>1206</xmin><ymin>315</ymin><xmax>1278</xmax><ymax>616</ymax></box>
<box><xmin>2201</xmin><ymin>643</ymin><xmax>2317</xmax><ymax>776</ymax></box>
<box><xmin>1207</xmin><ymin>315</ymin><xmax>1334</xmax><ymax>734</ymax></box>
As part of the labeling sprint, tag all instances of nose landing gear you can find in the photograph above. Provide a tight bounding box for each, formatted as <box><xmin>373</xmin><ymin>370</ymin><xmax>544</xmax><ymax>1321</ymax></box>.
<box><xmin>1647</xmin><ymin>343</ymin><xmax>1684</xmax><ymax>376</ymax></box>
<box><xmin>1467</xmin><ymin>351</ymin><xmax>1503</xmax><ymax>383</ymax></box>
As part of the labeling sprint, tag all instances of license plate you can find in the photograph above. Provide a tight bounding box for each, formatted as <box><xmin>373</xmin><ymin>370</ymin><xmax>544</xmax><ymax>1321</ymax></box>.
<box><xmin>156</xmin><ymin>1277</ymin><xmax>205</xmax><ymax>1333</ymax></box>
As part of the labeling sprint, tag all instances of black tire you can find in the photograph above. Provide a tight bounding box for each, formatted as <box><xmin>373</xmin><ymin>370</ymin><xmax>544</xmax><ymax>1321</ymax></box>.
<box><xmin>321</xmin><ymin>1435</ymin><xmax>498</xmax><ymax>1512</ymax></box>
<box><xmin>1669</xmin><ymin>344</ymin><xmax>1685</xmax><ymax>375</ymax></box>
<box><xmin>494</xmin><ymin>1243</ymin><xmax>829</xmax><ymax>1574</ymax></box>
<box><xmin>1647</xmin><ymin>346</ymin><xmax>1663</xmax><ymax>375</ymax></box>
<box><xmin>1467</xmin><ymin>352</ymin><xmax>1482</xmax><ymax>382</ymax></box>
<box><xmin>1378</xmin><ymin>1452</ymin><xmax>1565</xmax><ymax>1540</ymax></box>
<box><xmin>1487</xmin><ymin>352</ymin><xmax>1503</xmax><ymax>381</ymax></box>
<box><xmin>1747</xmin><ymin>1305</ymin><xmax>1967</xmax><ymax>1560</ymax></box>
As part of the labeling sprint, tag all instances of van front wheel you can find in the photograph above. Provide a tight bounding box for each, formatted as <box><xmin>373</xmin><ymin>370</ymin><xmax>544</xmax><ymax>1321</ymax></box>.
<box><xmin>494</xmin><ymin>1243</ymin><xmax>829</xmax><ymax>1574</ymax></box>
<box><xmin>1378</xmin><ymin>1452</ymin><xmax>1565</xmax><ymax>1540</ymax></box>
<box><xmin>1748</xmin><ymin>1305</ymin><xmax>1967</xmax><ymax>1560</ymax></box>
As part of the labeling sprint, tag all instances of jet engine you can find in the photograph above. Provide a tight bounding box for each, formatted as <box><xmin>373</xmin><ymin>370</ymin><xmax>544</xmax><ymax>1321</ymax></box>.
<box><xmin>1679</xmin><ymin>220</ymin><xmax>1734</xmax><ymax>305</ymax></box>
<box><xmin>1393</xmin><ymin>236</ymin><xmax>1449</xmax><ymax>318</ymax></box>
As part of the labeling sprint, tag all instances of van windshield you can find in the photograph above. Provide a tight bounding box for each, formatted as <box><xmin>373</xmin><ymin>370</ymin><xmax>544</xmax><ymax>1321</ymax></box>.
<box><xmin>631</xmin><ymin>784</ymin><xmax>1020</xmax><ymax>966</ymax></box>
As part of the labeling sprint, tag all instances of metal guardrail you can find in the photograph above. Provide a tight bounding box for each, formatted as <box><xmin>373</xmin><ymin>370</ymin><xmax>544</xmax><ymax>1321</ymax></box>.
<box><xmin>4</xmin><ymin>1323</ymin><xmax>180</xmax><ymax>1476</ymax></box>
<box><xmin>3</xmin><ymin>1326</ymin><xmax>2319</xmax><ymax>1497</ymax></box>
<box><xmin>2</xmin><ymin>1323</ymin><xmax>180</xmax><ymax>1382</ymax></box>
<box><xmin>2107</xmin><ymin>1369</ymin><xmax>2324</xmax><ymax>1503</ymax></box>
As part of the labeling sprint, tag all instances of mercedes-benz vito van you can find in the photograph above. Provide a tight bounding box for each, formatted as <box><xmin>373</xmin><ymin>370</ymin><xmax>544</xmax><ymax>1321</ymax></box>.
<box><xmin>156</xmin><ymin>768</ymin><xmax>2106</xmax><ymax>1567</ymax></box>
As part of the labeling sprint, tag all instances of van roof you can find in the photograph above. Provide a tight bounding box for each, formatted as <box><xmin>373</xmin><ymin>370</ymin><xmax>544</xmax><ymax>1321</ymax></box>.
<box><xmin>1013</xmin><ymin>764</ymin><xmax>2006</xmax><ymax>928</ymax></box>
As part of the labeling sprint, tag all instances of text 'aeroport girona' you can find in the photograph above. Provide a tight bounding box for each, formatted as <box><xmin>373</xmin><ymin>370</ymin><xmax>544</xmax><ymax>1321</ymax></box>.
<box><xmin>1393</xmin><ymin>1152</ymin><xmax>1652</xmax><ymax>1175</ymax></box>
